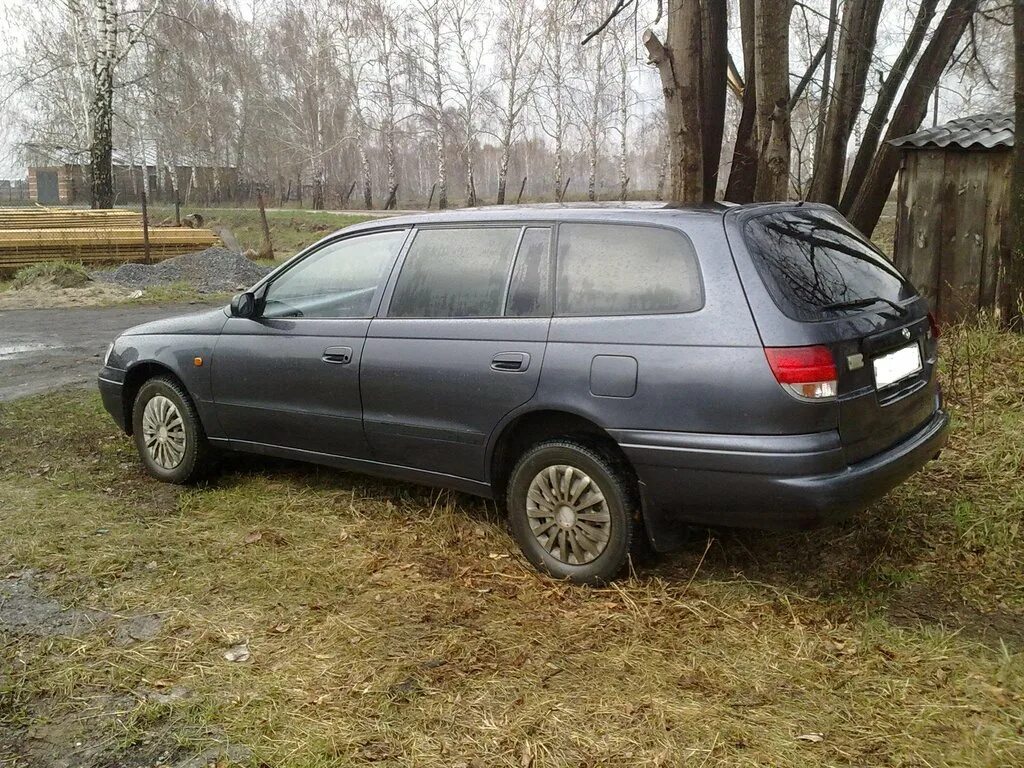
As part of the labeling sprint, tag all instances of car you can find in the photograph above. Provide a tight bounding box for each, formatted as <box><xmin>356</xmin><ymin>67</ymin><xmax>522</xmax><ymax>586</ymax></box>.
<box><xmin>98</xmin><ymin>202</ymin><xmax>949</xmax><ymax>584</ymax></box>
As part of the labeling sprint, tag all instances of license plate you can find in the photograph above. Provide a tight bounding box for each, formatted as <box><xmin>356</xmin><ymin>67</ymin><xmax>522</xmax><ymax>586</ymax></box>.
<box><xmin>873</xmin><ymin>343</ymin><xmax>922</xmax><ymax>389</ymax></box>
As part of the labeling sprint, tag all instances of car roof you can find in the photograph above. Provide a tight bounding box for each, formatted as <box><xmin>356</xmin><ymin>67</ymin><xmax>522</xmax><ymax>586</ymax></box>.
<box><xmin>340</xmin><ymin>201</ymin><xmax>743</xmax><ymax>233</ymax></box>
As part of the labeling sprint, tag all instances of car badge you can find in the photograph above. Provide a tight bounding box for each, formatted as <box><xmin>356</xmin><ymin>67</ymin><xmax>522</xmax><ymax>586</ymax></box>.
<box><xmin>902</xmin><ymin>328</ymin><xmax>911</xmax><ymax>340</ymax></box>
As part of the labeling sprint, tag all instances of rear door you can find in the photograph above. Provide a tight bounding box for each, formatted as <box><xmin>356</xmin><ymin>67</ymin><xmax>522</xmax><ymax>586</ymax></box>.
<box><xmin>360</xmin><ymin>225</ymin><xmax>552</xmax><ymax>481</ymax></box>
<box><xmin>729</xmin><ymin>206</ymin><xmax>939</xmax><ymax>463</ymax></box>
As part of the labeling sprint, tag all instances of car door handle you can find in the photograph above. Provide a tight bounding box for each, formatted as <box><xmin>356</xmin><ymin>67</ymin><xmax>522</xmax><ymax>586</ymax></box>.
<box><xmin>322</xmin><ymin>346</ymin><xmax>353</xmax><ymax>365</ymax></box>
<box><xmin>491</xmin><ymin>352</ymin><xmax>530</xmax><ymax>372</ymax></box>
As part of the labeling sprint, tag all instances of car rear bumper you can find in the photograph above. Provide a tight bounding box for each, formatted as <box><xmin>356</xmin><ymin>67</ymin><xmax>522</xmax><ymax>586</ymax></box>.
<box><xmin>98</xmin><ymin>369</ymin><xmax>127</xmax><ymax>432</ymax></box>
<box><xmin>612</xmin><ymin>407</ymin><xmax>950</xmax><ymax>551</ymax></box>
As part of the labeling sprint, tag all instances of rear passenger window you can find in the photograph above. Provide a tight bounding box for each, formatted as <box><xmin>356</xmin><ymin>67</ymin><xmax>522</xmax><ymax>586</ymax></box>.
<box><xmin>555</xmin><ymin>224</ymin><xmax>702</xmax><ymax>316</ymax></box>
<box><xmin>389</xmin><ymin>227</ymin><xmax>520</xmax><ymax>318</ymax></box>
<box><xmin>505</xmin><ymin>227</ymin><xmax>551</xmax><ymax>317</ymax></box>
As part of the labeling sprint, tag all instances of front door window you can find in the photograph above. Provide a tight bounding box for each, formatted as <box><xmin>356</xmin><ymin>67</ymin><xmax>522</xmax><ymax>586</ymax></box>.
<box><xmin>262</xmin><ymin>230</ymin><xmax>408</xmax><ymax>319</ymax></box>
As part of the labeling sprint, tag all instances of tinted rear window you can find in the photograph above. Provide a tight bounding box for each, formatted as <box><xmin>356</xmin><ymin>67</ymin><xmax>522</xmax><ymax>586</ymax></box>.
<box><xmin>555</xmin><ymin>224</ymin><xmax>702</xmax><ymax>316</ymax></box>
<box><xmin>743</xmin><ymin>209</ymin><xmax>915</xmax><ymax>321</ymax></box>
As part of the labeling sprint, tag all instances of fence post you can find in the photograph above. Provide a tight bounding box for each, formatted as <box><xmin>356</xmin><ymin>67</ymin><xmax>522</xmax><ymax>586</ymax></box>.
<box><xmin>516</xmin><ymin>176</ymin><xmax>527</xmax><ymax>205</ymax></box>
<box><xmin>141</xmin><ymin>187</ymin><xmax>152</xmax><ymax>264</ymax></box>
<box><xmin>257</xmin><ymin>187</ymin><xmax>274</xmax><ymax>261</ymax></box>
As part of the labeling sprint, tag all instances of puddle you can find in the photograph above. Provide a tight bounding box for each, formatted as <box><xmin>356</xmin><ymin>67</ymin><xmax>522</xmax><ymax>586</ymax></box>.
<box><xmin>0</xmin><ymin>342</ymin><xmax>57</xmax><ymax>360</ymax></box>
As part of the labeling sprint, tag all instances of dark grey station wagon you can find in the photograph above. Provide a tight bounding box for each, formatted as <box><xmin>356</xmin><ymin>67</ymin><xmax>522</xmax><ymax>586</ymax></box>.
<box><xmin>99</xmin><ymin>203</ymin><xmax>949</xmax><ymax>583</ymax></box>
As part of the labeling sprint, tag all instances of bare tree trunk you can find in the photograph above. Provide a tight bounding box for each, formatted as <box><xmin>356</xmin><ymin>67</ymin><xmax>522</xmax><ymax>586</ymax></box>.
<box><xmin>701</xmin><ymin>0</ymin><xmax>728</xmax><ymax>202</ymax></box>
<box><xmin>256</xmin><ymin>188</ymin><xmax>274</xmax><ymax>260</ymax></box>
<box><xmin>420</xmin><ymin>0</ymin><xmax>448</xmax><ymax>210</ymax></box>
<box><xmin>359</xmin><ymin>142</ymin><xmax>373</xmax><ymax>209</ymax></box>
<box><xmin>808</xmin><ymin>0</ymin><xmax>885</xmax><ymax>205</ymax></box>
<box><xmin>655</xmin><ymin>140</ymin><xmax>669</xmax><ymax>201</ymax></box>
<box><xmin>586</xmin><ymin>30</ymin><xmax>606</xmax><ymax>203</ymax></box>
<box><xmin>644</xmin><ymin>0</ymin><xmax>703</xmax><ymax>203</ymax></box>
<box><xmin>840</xmin><ymin>0</ymin><xmax>939</xmax><ymax>213</ymax></box>
<box><xmin>725</xmin><ymin>0</ymin><xmax>757</xmax><ymax>203</ymax></box>
<box><xmin>846</xmin><ymin>0</ymin><xmax>979</xmax><ymax>235</ymax></box>
<box><xmin>89</xmin><ymin>0</ymin><xmax>117</xmax><ymax>209</ymax></box>
<box><xmin>753</xmin><ymin>0</ymin><xmax>792</xmax><ymax>201</ymax></box>
<box><xmin>497</xmin><ymin>122</ymin><xmax>513</xmax><ymax>204</ymax></box>
<box><xmin>618</xmin><ymin>55</ymin><xmax>629</xmax><ymax>202</ymax></box>
<box><xmin>812</xmin><ymin>0</ymin><xmax>839</xmax><ymax>174</ymax></box>
<box><xmin>1005</xmin><ymin>0</ymin><xmax>1024</xmax><ymax>329</ymax></box>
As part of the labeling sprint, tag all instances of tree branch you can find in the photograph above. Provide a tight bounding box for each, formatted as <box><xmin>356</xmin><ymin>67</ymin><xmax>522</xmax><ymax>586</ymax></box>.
<box><xmin>581</xmin><ymin>0</ymin><xmax>635</xmax><ymax>46</ymax></box>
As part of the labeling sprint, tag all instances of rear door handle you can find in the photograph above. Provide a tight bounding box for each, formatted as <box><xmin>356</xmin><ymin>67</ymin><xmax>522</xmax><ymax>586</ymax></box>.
<box><xmin>491</xmin><ymin>352</ymin><xmax>530</xmax><ymax>372</ymax></box>
<box><xmin>322</xmin><ymin>346</ymin><xmax>353</xmax><ymax>365</ymax></box>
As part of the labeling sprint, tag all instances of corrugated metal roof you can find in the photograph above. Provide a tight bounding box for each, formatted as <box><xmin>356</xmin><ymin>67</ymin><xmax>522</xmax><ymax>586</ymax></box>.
<box><xmin>889</xmin><ymin>113</ymin><xmax>1013</xmax><ymax>150</ymax></box>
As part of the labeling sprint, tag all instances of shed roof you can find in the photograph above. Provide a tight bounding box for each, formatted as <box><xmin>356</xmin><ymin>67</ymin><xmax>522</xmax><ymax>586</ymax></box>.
<box><xmin>889</xmin><ymin>113</ymin><xmax>1013</xmax><ymax>150</ymax></box>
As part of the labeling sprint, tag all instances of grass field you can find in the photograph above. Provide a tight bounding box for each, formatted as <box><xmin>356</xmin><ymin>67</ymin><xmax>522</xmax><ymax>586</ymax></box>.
<box><xmin>143</xmin><ymin>206</ymin><xmax>375</xmax><ymax>262</ymax></box>
<box><xmin>1</xmin><ymin>322</ymin><xmax>1022</xmax><ymax>767</ymax></box>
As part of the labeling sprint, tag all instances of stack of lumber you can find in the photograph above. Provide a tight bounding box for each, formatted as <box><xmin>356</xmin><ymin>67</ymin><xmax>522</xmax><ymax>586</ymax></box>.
<box><xmin>0</xmin><ymin>208</ymin><xmax>219</xmax><ymax>271</ymax></box>
<box><xmin>0</xmin><ymin>208</ymin><xmax>143</xmax><ymax>230</ymax></box>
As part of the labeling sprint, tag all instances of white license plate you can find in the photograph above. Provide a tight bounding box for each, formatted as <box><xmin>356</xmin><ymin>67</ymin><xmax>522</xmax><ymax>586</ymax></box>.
<box><xmin>873</xmin><ymin>343</ymin><xmax>922</xmax><ymax>389</ymax></box>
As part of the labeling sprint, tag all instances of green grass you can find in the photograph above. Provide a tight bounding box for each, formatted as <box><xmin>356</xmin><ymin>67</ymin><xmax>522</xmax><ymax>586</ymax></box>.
<box><xmin>11</xmin><ymin>260</ymin><xmax>91</xmax><ymax>289</ymax></box>
<box><xmin>124</xmin><ymin>280</ymin><xmax>233</xmax><ymax>306</ymax></box>
<box><xmin>1</xmin><ymin>322</ymin><xmax>1022</xmax><ymax>766</ymax></box>
<box><xmin>142</xmin><ymin>206</ymin><xmax>375</xmax><ymax>262</ymax></box>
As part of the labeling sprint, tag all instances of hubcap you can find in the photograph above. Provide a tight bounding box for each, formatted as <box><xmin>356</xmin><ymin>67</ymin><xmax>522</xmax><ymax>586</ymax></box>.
<box><xmin>142</xmin><ymin>395</ymin><xmax>186</xmax><ymax>469</ymax></box>
<box><xmin>526</xmin><ymin>464</ymin><xmax>611</xmax><ymax>565</ymax></box>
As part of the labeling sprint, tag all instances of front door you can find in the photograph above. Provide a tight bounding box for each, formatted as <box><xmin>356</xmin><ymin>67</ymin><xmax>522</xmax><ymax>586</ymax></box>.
<box><xmin>361</xmin><ymin>225</ymin><xmax>553</xmax><ymax>481</ymax></box>
<box><xmin>36</xmin><ymin>170</ymin><xmax>59</xmax><ymax>204</ymax></box>
<box><xmin>212</xmin><ymin>228</ymin><xmax>409</xmax><ymax>458</ymax></box>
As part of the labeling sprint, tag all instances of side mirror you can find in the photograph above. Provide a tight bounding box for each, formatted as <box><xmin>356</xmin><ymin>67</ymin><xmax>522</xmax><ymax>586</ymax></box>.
<box><xmin>230</xmin><ymin>291</ymin><xmax>257</xmax><ymax>318</ymax></box>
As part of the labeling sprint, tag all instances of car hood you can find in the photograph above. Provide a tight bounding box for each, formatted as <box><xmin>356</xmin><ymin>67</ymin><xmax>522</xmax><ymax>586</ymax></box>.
<box><xmin>121</xmin><ymin>307</ymin><xmax>229</xmax><ymax>337</ymax></box>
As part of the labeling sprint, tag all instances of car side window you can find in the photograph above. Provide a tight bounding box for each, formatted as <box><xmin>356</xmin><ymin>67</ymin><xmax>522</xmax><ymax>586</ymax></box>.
<box><xmin>388</xmin><ymin>227</ymin><xmax>520</xmax><ymax>318</ymax></box>
<box><xmin>505</xmin><ymin>227</ymin><xmax>552</xmax><ymax>317</ymax></box>
<box><xmin>555</xmin><ymin>223</ymin><xmax>703</xmax><ymax>316</ymax></box>
<box><xmin>262</xmin><ymin>230</ymin><xmax>407</xmax><ymax>319</ymax></box>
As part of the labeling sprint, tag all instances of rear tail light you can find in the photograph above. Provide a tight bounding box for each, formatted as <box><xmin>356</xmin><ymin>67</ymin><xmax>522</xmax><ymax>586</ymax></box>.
<box><xmin>765</xmin><ymin>345</ymin><xmax>838</xmax><ymax>400</ymax></box>
<box><xmin>927</xmin><ymin>311</ymin><xmax>940</xmax><ymax>340</ymax></box>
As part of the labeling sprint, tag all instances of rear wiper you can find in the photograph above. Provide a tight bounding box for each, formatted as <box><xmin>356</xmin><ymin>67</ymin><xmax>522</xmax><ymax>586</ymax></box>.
<box><xmin>819</xmin><ymin>296</ymin><xmax>908</xmax><ymax>317</ymax></box>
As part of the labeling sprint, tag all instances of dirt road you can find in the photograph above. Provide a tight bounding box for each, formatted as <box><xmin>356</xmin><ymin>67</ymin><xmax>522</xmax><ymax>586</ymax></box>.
<box><xmin>0</xmin><ymin>302</ymin><xmax>219</xmax><ymax>401</ymax></box>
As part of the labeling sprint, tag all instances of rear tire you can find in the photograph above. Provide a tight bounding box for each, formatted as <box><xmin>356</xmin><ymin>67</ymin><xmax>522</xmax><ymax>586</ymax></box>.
<box><xmin>506</xmin><ymin>440</ymin><xmax>640</xmax><ymax>585</ymax></box>
<box><xmin>131</xmin><ymin>376</ymin><xmax>210</xmax><ymax>484</ymax></box>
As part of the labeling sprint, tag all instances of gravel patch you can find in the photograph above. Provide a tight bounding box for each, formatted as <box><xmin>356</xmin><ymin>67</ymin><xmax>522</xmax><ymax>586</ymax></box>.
<box><xmin>91</xmin><ymin>246</ymin><xmax>269</xmax><ymax>294</ymax></box>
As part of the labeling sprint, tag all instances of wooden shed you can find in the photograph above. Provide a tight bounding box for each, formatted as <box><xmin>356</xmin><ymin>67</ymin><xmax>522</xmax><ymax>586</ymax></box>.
<box><xmin>891</xmin><ymin>113</ymin><xmax>1012</xmax><ymax>323</ymax></box>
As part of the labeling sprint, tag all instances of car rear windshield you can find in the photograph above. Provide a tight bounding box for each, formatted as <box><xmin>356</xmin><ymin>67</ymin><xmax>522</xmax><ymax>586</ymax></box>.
<box><xmin>743</xmin><ymin>208</ymin><xmax>915</xmax><ymax>322</ymax></box>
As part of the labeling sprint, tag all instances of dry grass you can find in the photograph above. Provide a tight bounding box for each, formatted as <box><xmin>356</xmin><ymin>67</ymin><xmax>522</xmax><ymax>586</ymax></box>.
<box><xmin>1</xmin><ymin>323</ymin><xmax>1022</xmax><ymax>767</ymax></box>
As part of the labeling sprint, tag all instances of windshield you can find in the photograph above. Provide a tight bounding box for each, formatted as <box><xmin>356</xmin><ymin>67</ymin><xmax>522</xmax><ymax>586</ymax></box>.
<box><xmin>742</xmin><ymin>208</ymin><xmax>916</xmax><ymax>322</ymax></box>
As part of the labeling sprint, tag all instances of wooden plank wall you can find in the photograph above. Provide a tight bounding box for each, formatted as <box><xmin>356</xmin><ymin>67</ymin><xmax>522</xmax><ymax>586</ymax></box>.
<box><xmin>894</xmin><ymin>148</ymin><xmax>1010</xmax><ymax>323</ymax></box>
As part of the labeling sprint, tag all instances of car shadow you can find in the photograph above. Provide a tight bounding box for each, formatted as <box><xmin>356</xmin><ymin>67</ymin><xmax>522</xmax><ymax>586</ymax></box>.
<box><xmin>211</xmin><ymin>452</ymin><xmax>925</xmax><ymax>599</ymax></box>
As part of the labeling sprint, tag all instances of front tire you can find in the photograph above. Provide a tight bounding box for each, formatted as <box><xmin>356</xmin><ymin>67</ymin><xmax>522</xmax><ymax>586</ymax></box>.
<box><xmin>131</xmin><ymin>376</ymin><xmax>210</xmax><ymax>484</ymax></box>
<box><xmin>506</xmin><ymin>440</ymin><xmax>640</xmax><ymax>585</ymax></box>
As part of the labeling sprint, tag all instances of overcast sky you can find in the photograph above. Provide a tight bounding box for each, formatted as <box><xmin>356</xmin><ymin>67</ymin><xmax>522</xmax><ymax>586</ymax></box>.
<box><xmin>0</xmin><ymin>0</ymin><xmax>1010</xmax><ymax>182</ymax></box>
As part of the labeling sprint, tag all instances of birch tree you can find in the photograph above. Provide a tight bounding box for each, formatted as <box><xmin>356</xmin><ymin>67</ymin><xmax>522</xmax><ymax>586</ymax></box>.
<box><xmin>451</xmin><ymin>0</ymin><xmax>490</xmax><ymax>206</ymax></box>
<box><xmin>365</xmin><ymin>0</ymin><xmax>403</xmax><ymax>209</ymax></box>
<box><xmin>339</xmin><ymin>3</ymin><xmax>374</xmax><ymax>208</ymax></box>
<box><xmin>535</xmin><ymin>0</ymin><xmax>575</xmax><ymax>199</ymax></box>
<box><xmin>410</xmin><ymin>0</ymin><xmax>451</xmax><ymax>209</ymax></box>
<box><xmin>493</xmin><ymin>0</ymin><xmax>539</xmax><ymax>204</ymax></box>
<box><xmin>44</xmin><ymin>0</ymin><xmax>163</xmax><ymax>208</ymax></box>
